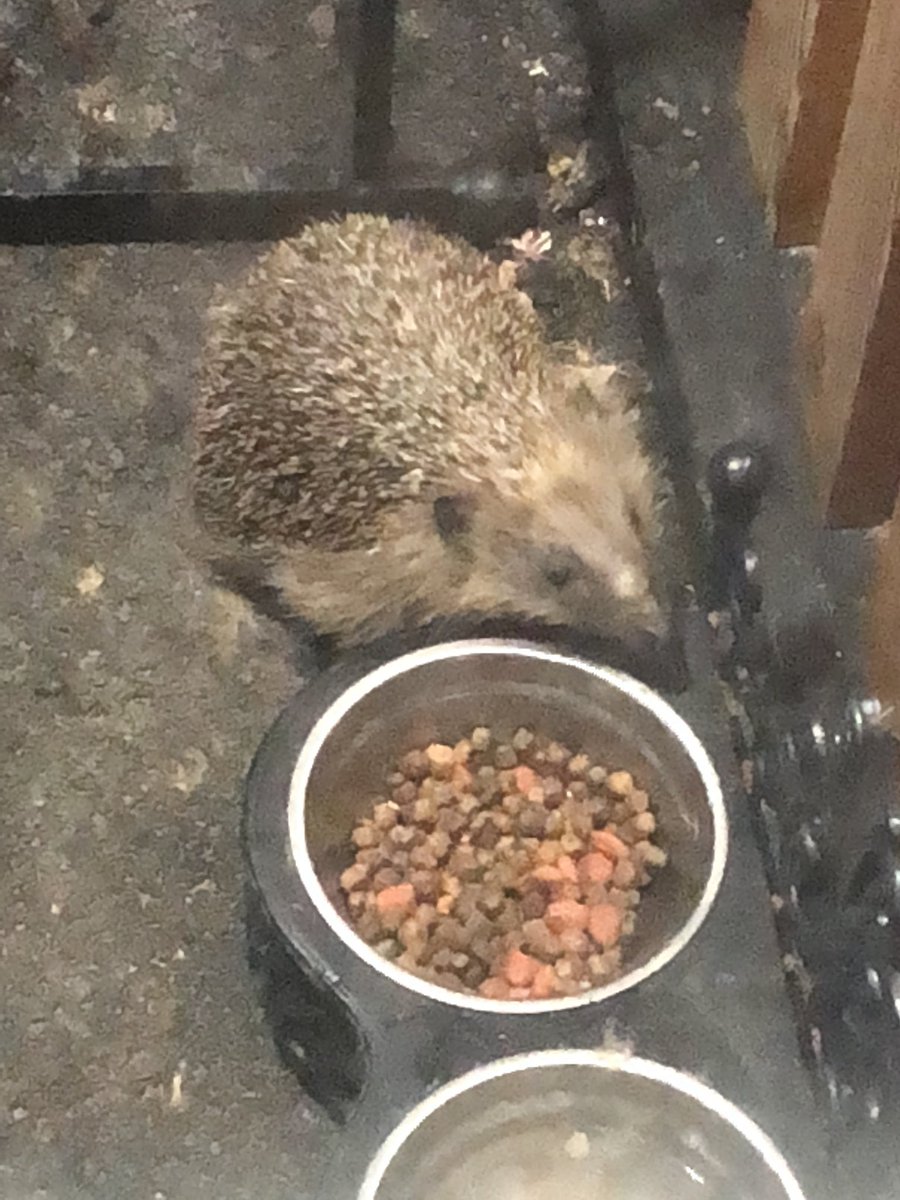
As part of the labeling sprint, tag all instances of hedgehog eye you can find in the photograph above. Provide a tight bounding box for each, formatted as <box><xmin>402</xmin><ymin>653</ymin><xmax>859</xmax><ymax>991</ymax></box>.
<box><xmin>433</xmin><ymin>493</ymin><xmax>475</xmax><ymax>541</ymax></box>
<box><xmin>542</xmin><ymin>547</ymin><xmax>581</xmax><ymax>590</ymax></box>
<box><xmin>546</xmin><ymin>562</ymin><xmax>572</xmax><ymax>588</ymax></box>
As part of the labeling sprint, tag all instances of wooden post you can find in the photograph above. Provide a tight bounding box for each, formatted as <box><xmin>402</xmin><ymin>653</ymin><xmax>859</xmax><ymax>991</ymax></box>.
<box><xmin>741</xmin><ymin>0</ymin><xmax>871</xmax><ymax>247</ymax></box>
<box><xmin>800</xmin><ymin>0</ymin><xmax>900</xmax><ymax>527</ymax></box>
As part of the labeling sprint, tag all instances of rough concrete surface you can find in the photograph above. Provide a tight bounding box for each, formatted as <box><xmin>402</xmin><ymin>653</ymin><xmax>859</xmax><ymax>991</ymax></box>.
<box><xmin>0</xmin><ymin>1</ymin><xmax>354</xmax><ymax>193</ymax></box>
<box><xmin>391</xmin><ymin>0</ymin><xmax>574</xmax><ymax>178</ymax></box>
<box><xmin>0</xmin><ymin>244</ymin><xmax>333</xmax><ymax>1199</ymax></box>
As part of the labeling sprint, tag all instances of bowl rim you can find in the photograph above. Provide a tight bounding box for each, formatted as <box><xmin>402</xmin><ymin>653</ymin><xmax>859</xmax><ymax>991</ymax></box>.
<box><xmin>287</xmin><ymin>638</ymin><xmax>729</xmax><ymax>1015</ymax></box>
<box><xmin>356</xmin><ymin>1048</ymin><xmax>808</xmax><ymax>1200</ymax></box>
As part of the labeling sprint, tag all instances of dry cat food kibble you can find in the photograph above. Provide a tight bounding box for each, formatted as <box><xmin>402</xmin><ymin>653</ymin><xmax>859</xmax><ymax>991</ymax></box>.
<box><xmin>338</xmin><ymin>728</ymin><xmax>668</xmax><ymax>1000</ymax></box>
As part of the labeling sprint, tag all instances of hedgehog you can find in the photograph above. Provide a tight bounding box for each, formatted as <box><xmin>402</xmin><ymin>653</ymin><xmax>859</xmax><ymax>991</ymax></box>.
<box><xmin>192</xmin><ymin>214</ymin><xmax>664</xmax><ymax>651</ymax></box>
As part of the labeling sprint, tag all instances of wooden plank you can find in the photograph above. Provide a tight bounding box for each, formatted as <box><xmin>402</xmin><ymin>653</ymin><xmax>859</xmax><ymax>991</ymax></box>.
<box><xmin>826</xmin><ymin>227</ymin><xmax>900</xmax><ymax>527</ymax></box>
<box><xmin>773</xmin><ymin>0</ymin><xmax>871</xmax><ymax>246</ymax></box>
<box><xmin>740</xmin><ymin>0</ymin><xmax>870</xmax><ymax>247</ymax></box>
<box><xmin>740</xmin><ymin>0</ymin><xmax>813</xmax><ymax>229</ymax></box>
<box><xmin>799</xmin><ymin>0</ymin><xmax>900</xmax><ymax>526</ymax></box>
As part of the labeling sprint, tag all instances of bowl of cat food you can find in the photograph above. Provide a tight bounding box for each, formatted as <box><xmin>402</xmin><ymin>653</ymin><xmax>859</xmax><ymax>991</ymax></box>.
<box><xmin>287</xmin><ymin>640</ymin><xmax>727</xmax><ymax>1012</ymax></box>
<box><xmin>358</xmin><ymin>1050</ymin><xmax>808</xmax><ymax>1200</ymax></box>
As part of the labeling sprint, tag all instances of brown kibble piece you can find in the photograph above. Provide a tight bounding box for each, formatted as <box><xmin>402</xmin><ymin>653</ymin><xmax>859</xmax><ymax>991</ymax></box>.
<box><xmin>409</xmin><ymin>870</ymin><xmax>439</xmax><ymax>902</ymax></box>
<box><xmin>643</xmin><ymin>843</ymin><xmax>668</xmax><ymax>868</ymax></box>
<box><xmin>612</xmin><ymin>858</ymin><xmax>637</xmax><ymax>888</ymax></box>
<box><xmin>495</xmin><ymin>745</ymin><xmax>518</xmax><ymax>769</ymax></box>
<box><xmin>401</xmin><ymin>750</ymin><xmax>430</xmax><ymax>780</ymax></box>
<box><xmin>520</xmin><ymin>887</ymin><xmax>548</xmax><ymax>919</ymax></box>
<box><xmin>558</xmin><ymin>927</ymin><xmax>589</xmax><ymax>955</ymax></box>
<box><xmin>453</xmin><ymin>739</ymin><xmax>472</xmax><ymax>763</ymax></box>
<box><xmin>606</xmin><ymin>770</ymin><xmax>634</xmax><ymax>797</ymax></box>
<box><xmin>541</xmin><ymin>776</ymin><xmax>565</xmax><ymax>806</ymax></box>
<box><xmin>436</xmin><ymin>808</ymin><xmax>467</xmax><ymax>837</ymax></box>
<box><xmin>351</xmin><ymin>822</ymin><xmax>380</xmax><ymax>849</ymax></box>
<box><xmin>567</xmin><ymin>754</ymin><xmax>590</xmax><ymax>778</ymax></box>
<box><xmin>413</xmin><ymin>795</ymin><xmax>438</xmax><ymax>824</ymax></box>
<box><xmin>512</xmin><ymin>727</ymin><xmax>535</xmax><ymax>751</ymax></box>
<box><xmin>372</xmin><ymin>802</ymin><xmax>399</xmax><ymax>830</ymax></box>
<box><xmin>393</xmin><ymin>780</ymin><xmax>418</xmax><ymax>806</ymax></box>
<box><xmin>340</xmin><ymin>862</ymin><xmax>370</xmax><ymax>892</ymax></box>
<box><xmin>409</xmin><ymin>843</ymin><xmax>439</xmax><ymax>871</ymax></box>
<box><xmin>518</xmin><ymin>804</ymin><xmax>548</xmax><ymax>838</ymax></box>
<box><xmin>426</xmin><ymin>743</ymin><xmax>455</xmax><ymax>777</ymax></box>
<box><xmin>373</xmin><ymin>867</ymin><xmax>404</xmax><ymax>891</ymax></box>
<box><xmin>452</xmin><ymin>762</ymin><xmax>474</xmax><ymax>792</ymax></box>
<box><xmin>560</xmin><ymin>831</ymin><xmax>584</xmax><ymax>855</ymax></box>
<box><xmin>522</xmin><ymin>918</ymin><xmax>562</xmax><ymax>959</ymax></box>
<box><xmin>390</xmin><ymin>825</ymin><xmax>418</xmax><ymax>848</ymax></box>
<box><xmin>632</xmin><ymin>810</ymin><xmax>657</xmax><ymax>835</ymax></box>
<box><xmin>471</xmin><ymin>726</ymin><xmax>491</xmax><ymax>752</ymax></box>
<box><xmin>628</xmin><ymin>789</ymin><xmax>650</xmax><ymax>813</ymax></box>
<box><xmin>472</xmin><ymin>820</ymin><xmax>501</xmax><ymax>850</ymax></box>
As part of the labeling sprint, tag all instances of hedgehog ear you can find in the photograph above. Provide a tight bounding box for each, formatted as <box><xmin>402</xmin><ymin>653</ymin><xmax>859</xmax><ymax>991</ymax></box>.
<box><xmin>433</xmin><ymin>493</ymin><xmax>477</xmax><ymax>542</ymax></box>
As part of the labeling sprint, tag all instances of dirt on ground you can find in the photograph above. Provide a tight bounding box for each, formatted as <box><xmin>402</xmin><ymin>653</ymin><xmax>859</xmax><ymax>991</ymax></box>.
<box><xmin>0</xmin><ymin>244</ymin><xmax>333</xmax><ymax>1200</ymax></box>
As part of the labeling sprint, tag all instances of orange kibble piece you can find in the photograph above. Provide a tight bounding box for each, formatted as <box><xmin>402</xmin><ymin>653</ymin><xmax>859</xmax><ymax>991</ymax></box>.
<box><xmin>530</xmin><ymin>963</ymin><xmax>560</xmax><ymax>999</ymax></box>
<box><xmin>556</xmin><ymin>854</ymin><xmax>579</xmax><ymax>883</ymax></box>
<box><xmin>509</xmin><ymin>986</ymin><xmax>532</xmax><ymax>1001</ymax></box>
<box><xmin>514</xmin><ymin>765</ymin><xmax>538</xmax><ymax>794</ymax></box>
<box><xmin>479</xmin><ymin>976</ymin><xmax>511</xmax><ymax>1000</ymax></box>
<box><xmin>375</xmin><ymin>883</ymin><xmax>416</xmax><ymax>915</ymax></box>
<box><xmin>579</xmin><ymin>852</ymin><xmax>614</xmax><ymax>885</ymax></box>
<box><xmin>591</xmin><ymin>829</ymin><xmax>629</xmax><ymax>861</ymax></box>
<box><xmin>587</xmin><ymin>903</ymin><xmax>623</xmax><ymax>948</ymax></box>
<box><xmin>503</xmin><ymin>948</ymin><xmax>541</xmax><ymax>988</ymax></box>
<box><xmin>546</xmin><ymin>898</ymin><xmax>589</xmax><ymax>933</ymax></box>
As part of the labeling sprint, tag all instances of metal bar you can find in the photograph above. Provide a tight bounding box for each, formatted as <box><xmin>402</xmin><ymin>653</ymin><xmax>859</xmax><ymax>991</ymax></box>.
<box><xmin>0</xmin><ymin>177</ymin><xmax>538</xmax><ymax>247</ymax></box>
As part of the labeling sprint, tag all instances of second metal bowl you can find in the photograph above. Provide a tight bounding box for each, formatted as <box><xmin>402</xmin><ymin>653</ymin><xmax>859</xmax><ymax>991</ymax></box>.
<box><xmin>359</xmin><ymin>1050</ymin><xmax>808</xmax><ymax>1200</ymax></box>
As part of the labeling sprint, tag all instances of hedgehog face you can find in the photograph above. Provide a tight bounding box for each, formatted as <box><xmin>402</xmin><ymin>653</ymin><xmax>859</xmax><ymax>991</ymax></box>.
<box><xmin>453</xmin><ymin>410</ymin><xmax>664</xmax><ymax>639</ymax></box>
<box><xmin>465</xmin><ymin>498</ymin><xmax>664</xmax><ymax>639</ymax></box>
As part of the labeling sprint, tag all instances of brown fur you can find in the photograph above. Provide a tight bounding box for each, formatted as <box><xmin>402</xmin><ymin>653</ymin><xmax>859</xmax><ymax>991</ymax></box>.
<box><xmin>193</xmin><ymin>214</ymin><xmax>663</xmax><ymax>647</ymax></box>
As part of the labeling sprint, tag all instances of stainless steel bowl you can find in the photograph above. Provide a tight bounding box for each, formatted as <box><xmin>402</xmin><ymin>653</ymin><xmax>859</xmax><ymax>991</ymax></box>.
<box><xmin>359</xmin><ymin>1050</ymin><xmax>808</xmax><ymax>1200</ymax></box>
<box><xmin>288</xmin><ymin>640</ymin><xmax>727</xmax><ymax>1013</ymax></box>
